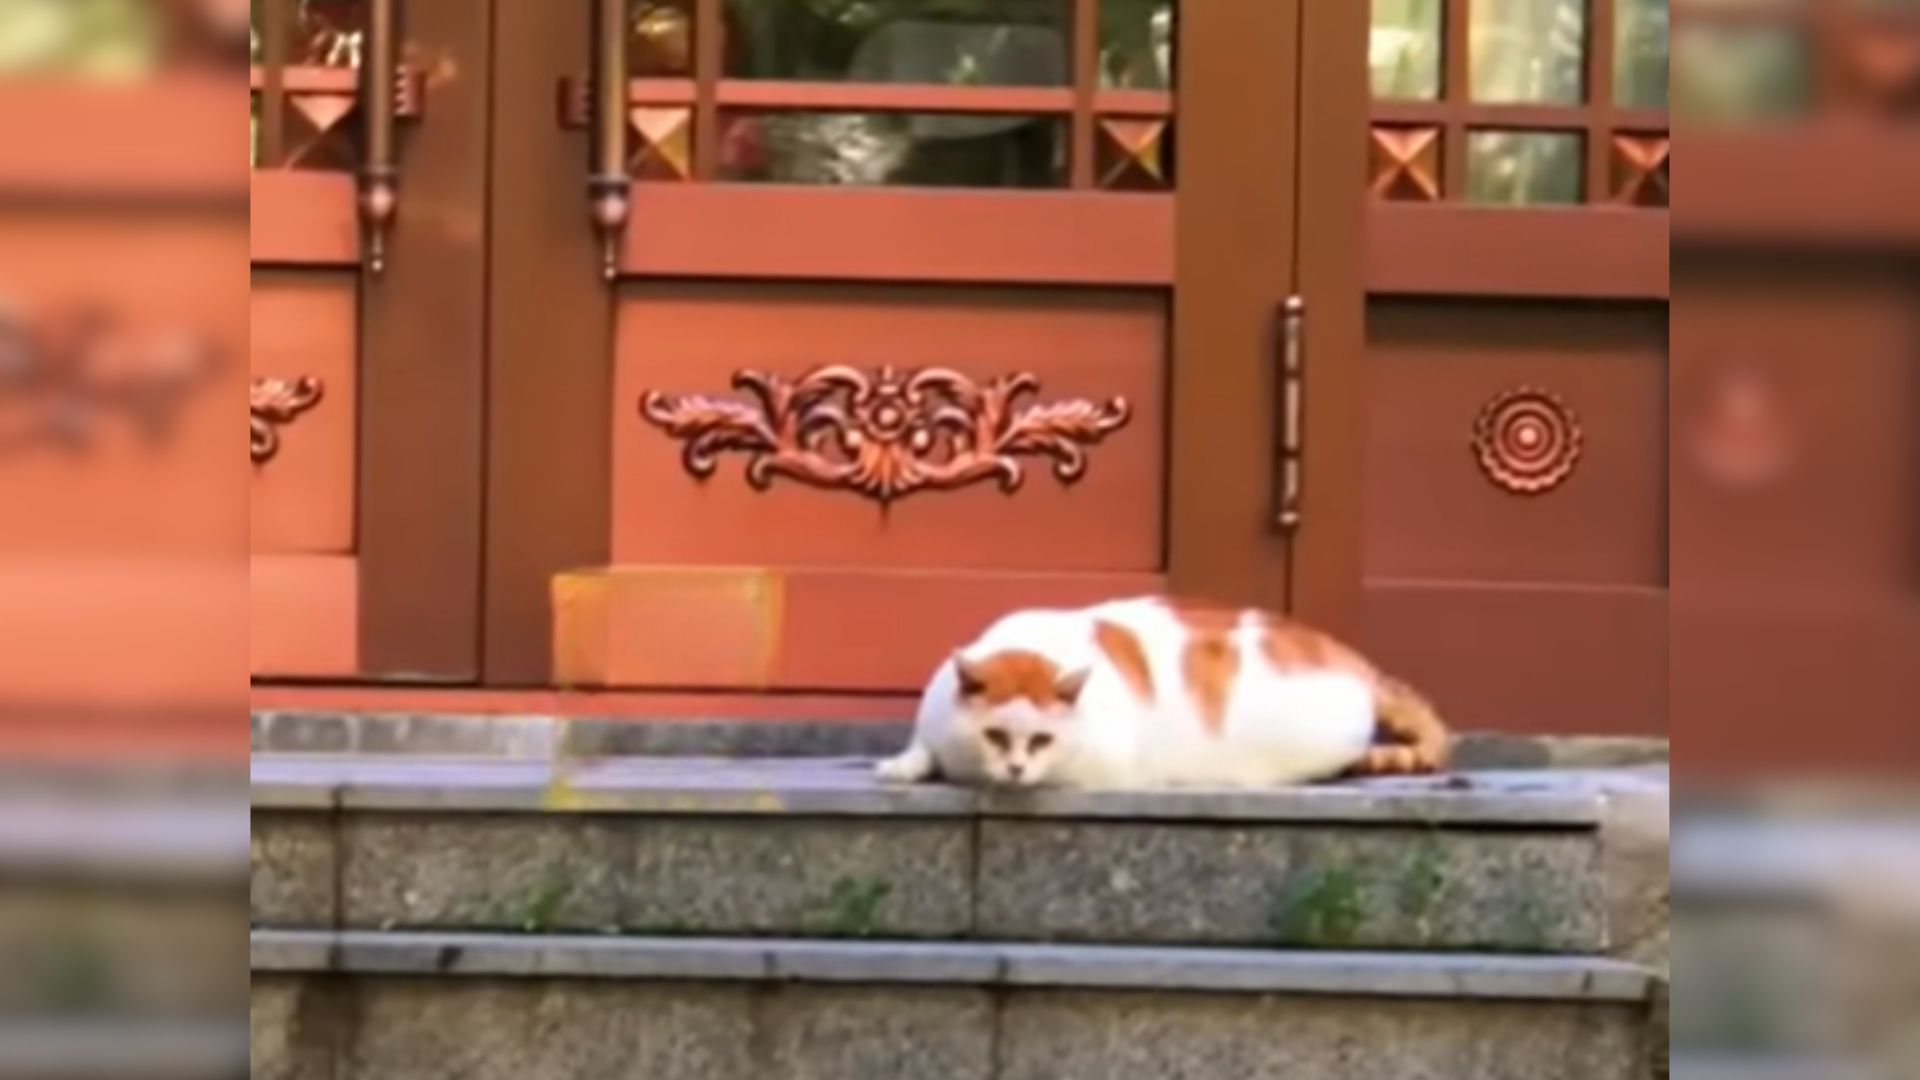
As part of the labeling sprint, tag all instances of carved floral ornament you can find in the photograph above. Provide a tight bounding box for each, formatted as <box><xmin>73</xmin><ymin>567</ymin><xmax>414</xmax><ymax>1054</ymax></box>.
<box><xmin>639</xmin><ymin>364</ymin><xmax>1131</xmax><ymax>505</ymax></box>
<box><xmin>1471</xmin><ymin>386</ymin><xmax>1583</xmax><ymax>495</ymax></box>
<box><xmin>0</xmin><ymin>301</ymin><xmax>219</xmax><ymax>454</ymax></box>
<box><xmin>250</xmin><ymin>375</ymin><xmax>323</xmax><ymax>464</ymax></box>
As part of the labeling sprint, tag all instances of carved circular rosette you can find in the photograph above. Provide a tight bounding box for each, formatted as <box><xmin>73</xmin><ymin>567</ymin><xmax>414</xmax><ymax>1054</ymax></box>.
<box><xmin>1471</xmin><ymin>387</ymin><xmax>1582</xmax><ymax>495</ymax></box>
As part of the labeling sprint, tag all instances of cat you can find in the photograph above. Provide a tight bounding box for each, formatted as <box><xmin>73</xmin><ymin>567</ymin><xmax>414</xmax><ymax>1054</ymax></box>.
<box><xmin>875</xmin><ymin>596</ymin><xmax>1449</xmax><ymax>790</ymax></box>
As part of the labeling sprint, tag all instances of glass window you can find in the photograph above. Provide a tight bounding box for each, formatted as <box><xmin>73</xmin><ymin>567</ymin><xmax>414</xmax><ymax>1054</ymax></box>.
<box><xmin>1470</xmin><ymin>0</ymin><xmax>1586</xmax><ymax>104</ymax></box>
<box><xmin>718</xmin><ymin>110</ymin><xmax>1066</xmax><ymax>186</ymax></box>
<box><xmin>1616</xmin><ymin>0</ymin><xmax>1670</xmax><ymax>108</ymax></box>
<box><xmin>1371</xmin><ymin>0</ymin><xmax>1443</xmax><ymax>100</ymax></box>
<box><xmin>1100</xmin><ymin>0</ymin><xmax>1174</xmax><ymax>90</ymax></box>
<box><xmin>1466</xmin><ymin>129</ymin><xmax>1584</xmax><ymax>204</ymax></box>
<box><xmin>724</xmin><ymin>0</ymin><xmax>1069</xmax><ymax>85</ymax></box>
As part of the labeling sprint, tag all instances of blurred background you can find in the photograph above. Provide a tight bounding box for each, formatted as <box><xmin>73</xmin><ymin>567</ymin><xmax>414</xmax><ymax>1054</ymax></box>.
<box><xmin>0</xmin><ymin>0</ymin><xmax>1912</xmax><ymax>1076</ymax></box>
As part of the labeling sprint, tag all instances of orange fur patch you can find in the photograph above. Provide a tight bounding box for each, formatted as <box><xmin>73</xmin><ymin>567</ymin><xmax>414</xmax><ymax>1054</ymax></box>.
<box><xmin>1093</xmin><ymin>619</ymin><xmax>1154</xmax><ymax>704</ymax></box>
<box><xmin>956</xmin><ymin>649</ymin><xmax>1069</xmax><ymax>706</ymax></box>
<box><xmin>1181</xmin><ymin>632</ymin><xmax>1238</xmax><ymax>735</ymax></box>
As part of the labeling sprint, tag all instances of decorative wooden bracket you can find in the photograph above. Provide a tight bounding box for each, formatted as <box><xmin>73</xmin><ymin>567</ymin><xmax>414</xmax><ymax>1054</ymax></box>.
<box><xmin>250</xmin><ymin>376</ymin><xmax>324</xmax><ymax>464</ymax></box>
<box><xmin>639</xmin><ymin>365</ymin><xmax>1132</xmax><ymax>506</ymax></box>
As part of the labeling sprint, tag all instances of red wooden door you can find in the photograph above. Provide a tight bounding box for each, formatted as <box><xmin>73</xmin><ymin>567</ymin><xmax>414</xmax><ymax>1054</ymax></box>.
<box><xmin>483</xmin><ymin>0</ymin><xmax>1343</xmax><ymax>690</ymax></box>
<box><xmin>1348</xmin><ymin>0</ymin><xmax>1672</xmax><ymax>735</ymax></box>
<box><xmin>250</xmin><ymin>0</ymin><xmax>486</xmax><ymax>682</ymax></box>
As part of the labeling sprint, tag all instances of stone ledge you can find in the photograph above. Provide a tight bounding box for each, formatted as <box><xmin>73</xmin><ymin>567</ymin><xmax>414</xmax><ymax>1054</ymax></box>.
<box><xmin>254</xmin><ymin>710</ymin><xmax>1670</xmax><ymax>771</ymax></box>
<box><xmin>251</xmin><ymin>755</ymin><xmax>1609</xmax><ymax>827</ymax></box>
<box><xmin>251</xmin><ymin>930</ymin><xmax>1657</xmax><ymax>1003</ymax></box>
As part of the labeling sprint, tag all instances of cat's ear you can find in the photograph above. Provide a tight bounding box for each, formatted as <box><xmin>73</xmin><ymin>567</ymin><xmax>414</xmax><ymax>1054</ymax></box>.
<box><xmin>1054</xmin><ymin>667</ymin><xmax>1092</xmax><ymax>706</ymax></box>
<box><xmin>952</xmin><ymin>653</ymin><xmax>988</xmax><ymax>698</ymax></box>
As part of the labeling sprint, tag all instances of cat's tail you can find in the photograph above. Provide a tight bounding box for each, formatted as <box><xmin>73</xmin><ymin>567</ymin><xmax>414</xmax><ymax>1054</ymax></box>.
<box><xmin>1361</xmin><ymin>676</ymin><xmax>1452</xmax><ymax>775</ymax></box>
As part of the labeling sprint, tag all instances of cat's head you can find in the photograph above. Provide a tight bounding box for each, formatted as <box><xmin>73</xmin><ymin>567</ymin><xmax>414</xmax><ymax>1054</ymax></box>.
<box><xmin>951</xmin><ymin>649</ymin><xmax>1089</xmax><ymax>787</ymax></box>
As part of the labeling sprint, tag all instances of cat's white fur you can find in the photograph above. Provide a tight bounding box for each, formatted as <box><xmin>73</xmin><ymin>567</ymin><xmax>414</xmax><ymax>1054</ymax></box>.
<box><xmin>876</xmin><ymin>597</ymin><xmax>1378</xmax><ymax>790</ymax></box>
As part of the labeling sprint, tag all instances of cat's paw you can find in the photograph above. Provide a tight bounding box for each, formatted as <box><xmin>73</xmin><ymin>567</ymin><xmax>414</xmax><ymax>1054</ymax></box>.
<box><xmin>875</xmin><ymin>745</ymin><xmax>936</xmax><ymax>784</ymax></box>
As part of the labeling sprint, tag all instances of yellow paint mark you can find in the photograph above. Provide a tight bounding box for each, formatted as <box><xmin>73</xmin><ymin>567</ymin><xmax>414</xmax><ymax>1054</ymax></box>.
<box><xmin>541</xmin><ymin>771</ymin><xmax>588</xmax><ymax>812</ymax></box>
<box><xmin>739</xmin><ymin>568</ymin><xmax>785</xmax><ymax>691</ymax></box>
<box><xmin>750</xmin><ymin>791</ymin><xmax>785</xmax><ymax>813</ymax></box>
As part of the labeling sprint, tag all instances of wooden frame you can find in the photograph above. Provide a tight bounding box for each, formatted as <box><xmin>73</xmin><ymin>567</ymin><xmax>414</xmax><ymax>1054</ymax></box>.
<box><xmin>1367</xmin><ymin>0</ymin><xmax>1672</xmax><ymax>299</ymax></box>
<box><xmin>249</xmin><ymin>0</ymin><xmax>487</xmax><ymax>681</ymax></box>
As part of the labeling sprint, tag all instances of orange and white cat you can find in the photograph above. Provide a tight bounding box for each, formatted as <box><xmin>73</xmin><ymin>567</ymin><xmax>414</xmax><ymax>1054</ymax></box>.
<box><xmin>876</xmin><ymin>597</ymin><xmax>1449</xmax><ymax>789</ymax></box>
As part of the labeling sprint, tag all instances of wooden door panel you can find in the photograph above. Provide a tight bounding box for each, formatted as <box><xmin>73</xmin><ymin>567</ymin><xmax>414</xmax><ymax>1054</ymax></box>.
<box><xmin>1365</xmin><ymin>301</ymin><xmax>1668</xmax><ymax>586</ymax></box>
<box><xmin>250</xmin><ymin>554</ymin><xmax>358</xmax><ymax>677</ymax></box>
<box><xmin>622</xmin><ymin>187</ymin><xmax>1171</xmax><ymax>285</ymax></box>
<box><xmin>1360</xmin><ymin>298</ymin><xmax>1668</xmax><ymax>734</ymax></box>
<box><xmin>250</xmin><ymin>272</ymin><xmax>357</xmax><ymax>554</ymax></box>
<box><xmin>554</xmin><ymin>565</ymin><xmax>1158</xmax><ymax>691</ymax></box>
<box><xmin>612</xmin><ymin>283</ymin><xmax>1164</xmax><ymax>573</ymax></box>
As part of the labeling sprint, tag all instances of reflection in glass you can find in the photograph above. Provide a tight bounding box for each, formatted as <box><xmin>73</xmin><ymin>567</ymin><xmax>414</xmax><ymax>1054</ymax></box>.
<box><xmin>1674</xmin><ymin>25</ymin><xmax>1808</xmax><ymax>123</ymax></box>
<box><xmin>1100</xmin><ymin>0</ymin><xmax>1173</xmax><ymax>90</ymax></box>
<box><xmin>1370</xmin><ymin>0</ymin><xmax>1442</xmax><ymax>100</ymax></box>
<box><xmin>629</xmin><ymin>0</ymin><xmax>693</xmax><ymax>77</ymax></box>
<box><xmin>1466</xmin><ymin>130</ymin><xmax>1583</xmax><ymax>205</ymax></box>
<box><xmin>0</xmin><ymin>0</ymin><xmax>160</xmax><ymax>77</ymax></box>
<box><xmin>1470</xmin><ymin>0</ymin><xmax>1585</xmax><ymax>104</ymax></box>
<box><xmin>719</xmin><ymin>110</ymin><xmax>1065</xmax><ymax>186</ymax></box>
<box><xmin>725</xmin><ymin>0</ymin><xmax>1068</xmax><ymax>85</ymax></box>
<box><xmin>290</xmin><ymin>0</ymin><xmax>365</xmax><ymax>68</ymax></box>
<box><xmin>1616</xmin><ymin>0</ymin><xmax>1669</xmax><ymax>108</ymax></box>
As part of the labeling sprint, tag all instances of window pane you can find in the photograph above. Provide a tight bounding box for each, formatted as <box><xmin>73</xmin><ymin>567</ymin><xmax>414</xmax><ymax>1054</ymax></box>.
<box><xmin>1100</xmin><ymin>0</ymin><xmax>1173</xmax><ymax>90</ymax></box>
<box><xmin>718</xmin><ymin>110</ymin><xmax>1066</xmax><ymax>187</ymax></box>
<box><xmin>0</xmin><ymin>0</ymin><xmax>161</xmax><ymax>77</ymax></box>
<box><xmin>628</xmin><ymin>0</ymin><xmax>693</xmax><ymax>77</ymax></box>
<box><xmin>1616</xmin><ymin>0</ymin><xmax>1670</xmax><ymax>108</ymax></box>
<box><xmin>1673</xmin><ymin>23</ymin><xmax>1808</xmax><ymax>122</ymax></box>
<box><xmin>724</xmin><ymin>0</ymin><xmax>1069</xmax><ymax>85</ymax></box>
<box><xmin>1371</xmin><ymin>0</ymin><xmax>1443</xmax><ymax>100</ymax></box>
<box><xmin>1466</xmin><ymin>130</ymin><xmax>1583</xmax><ymax>205</ymax></box>
<box><xmin>291</xmin><ymin>0</ymin><xmax>366</xmax><ymax>68</ymax></box>
<box><xmin>1470</xmin><ymin>0</ymin><xmax>1586</xmax><ymax>104</ymax></box>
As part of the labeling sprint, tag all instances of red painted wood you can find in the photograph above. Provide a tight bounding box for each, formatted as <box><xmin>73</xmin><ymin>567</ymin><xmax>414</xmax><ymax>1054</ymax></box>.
<box><xmin>249</xmin><ymin>685</ymin><xmax>916</xmax><ymax>719</ymax></box>
<box><xmin>251</xmin><ymin>272</ymin><xmax>358</xmax><ymax>555</ymax></box>
<box><xmin>250</xmin><ymin>171</ymin><xmax>359</xmax><ymax>265</ymax></box>
<box><xmin>622</xmin><ymin>186</ymin><xmax>1172</xmax><ymax>284</ymax></box>
<box><xmin>613</xmin><ymin>283</ymin><xmax>1165</xmax><ymax>573</ymax></box>
<box><xmin>1368</xmin><ymin>205</ymin><xmax>1668</xmax><ymax>299</ymax></box>
<box><xmin>554</xmin><ymin>566</ymin><xmax>1160</xmax><ymax>692</ymax></box>
<box><xmin>251</xmin><ymin>555</ymin><xmax>359</xmax><ymax>677</ymax></box>
<box><xmin>1364</xmin><ymin>580</ymin><xmax>1667</xmax><ymax>736</ymax></box>
<box><xmin>0</xmin><ymin>77</ymin><xmax>245</xmax><ymax>197</ymax></box>
<box><xmin>1365</xmin><ymin>301</ymin><xmax>1668</xmax><ymax>587</ymax></box>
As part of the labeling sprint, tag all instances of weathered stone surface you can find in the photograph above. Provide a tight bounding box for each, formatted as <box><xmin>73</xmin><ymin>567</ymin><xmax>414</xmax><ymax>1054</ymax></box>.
<box><xmin>340</xmin><ymin>815</ymin><xmax>622</xmax><ymax>932</ymax></box>
<box><xmin>252</xmin><ymin>813</ymin><xmax>337</xmax><ymax>926</ymax></box>
<box><xmin>761</xmin><ymin>987</ymin><xmax>995</xmax><ymax>1080</ymax></box>
<box><xmin>250</xmin><ymin>976</ymin><xmax>332</xmax><ymax>1080</ymax></box>
<box><xmin>339</xmin><ymin>979</ymin><xmax>991</xmax><ymax>1080</ymax></box>
<box><xmin>978</xmin><ymin>820</ymin><xmax>1604</xmax><ymax>951</ymax></box>
<box><xmin>250</xmin><ymin>755</ymin><xmax>1606</xmax><ymax>825</ymax></box>
<box><xmin>624</xmin><ymin>818</ymin><xmax>972</xmax><ymax>937</ymax></box>
<box><xmin>998</xmin><ymin>991</ymin><xmax>1648</xmax><ymax>1080</ymax></box>
<box><xmin>253</xmin><ymin>968</ymin><xmax>1651</xmax><ymax>1080</ymax></box>
<box><xmin>254</xmin><ymin>929</ymin><xmax>1657</xmax><ymax>1002</ymax></box>
<box><xmin>347</xmin><ymin>979</ymin><xmax>753</xmax><ymax>1080</ymax></box>
<box><xmin>1599</xmin><ymin>770</ymin><xmax>1670</xmax><ymax>970</ymax></box>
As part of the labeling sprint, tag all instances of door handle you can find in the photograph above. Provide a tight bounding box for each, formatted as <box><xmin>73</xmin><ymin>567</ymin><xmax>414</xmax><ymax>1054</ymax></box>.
<box><xmin>1273</xmin><ymin>295</ymin><xmax>1304</xmax><ymax>533</ymax></box>
<box><xmin>359</xmin><ymin>0</ymin><xmax>400</xmax><ymax>273</ymax></box>
<box><xmin>587</xmin><ymin>0</ymin><xmax>630</xmax><ymax>280</ymax></box>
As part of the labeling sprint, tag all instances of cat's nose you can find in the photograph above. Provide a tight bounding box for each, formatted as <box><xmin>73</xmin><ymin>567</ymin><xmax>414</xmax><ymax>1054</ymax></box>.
<box><xmin>1007</xmin><ymin>762</ymin><xmax>1026</xmax><ymax>780</ymax></box>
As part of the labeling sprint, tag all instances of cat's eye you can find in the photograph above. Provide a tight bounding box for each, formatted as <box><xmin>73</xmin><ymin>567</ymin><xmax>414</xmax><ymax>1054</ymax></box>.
<box><xmin>983</xmin><ymin>729</ymin><xmax>1011</xmax><ymax>751</ymax></box>
<box><xmin>1028</xmin><ymin>734</ymin><xmax>1054</xmax><ymax>753</ymax></box>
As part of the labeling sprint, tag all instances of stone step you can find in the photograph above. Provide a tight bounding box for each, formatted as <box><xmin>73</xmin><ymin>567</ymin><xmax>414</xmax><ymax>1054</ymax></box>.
<box><xmin>253</xmin><ymin>756</ymin><xmax>1626</xmax><ymax>953</ymax></box>
<box><xmin>251</xmin><ymin>929</ymin><xmax>1659</xmax><ymax>1080</ymax></box>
